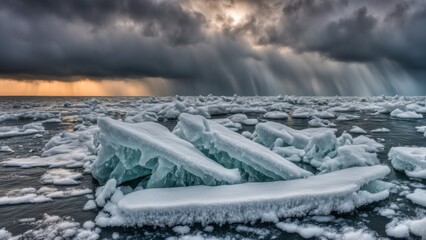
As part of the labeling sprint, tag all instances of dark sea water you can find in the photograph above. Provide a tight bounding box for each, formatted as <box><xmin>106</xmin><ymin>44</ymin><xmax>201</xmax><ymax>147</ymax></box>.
<box><xmin>0</xmin><ymin>97</ymin><xmax>425</xmax><ymax>239</ymax></box>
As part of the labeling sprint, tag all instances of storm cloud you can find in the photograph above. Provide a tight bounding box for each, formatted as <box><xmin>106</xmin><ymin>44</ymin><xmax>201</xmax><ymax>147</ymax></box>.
<box><xmin>0</xmin><ymin>0</ymin><xmax>425</xmax><ymax>95</ymax></box>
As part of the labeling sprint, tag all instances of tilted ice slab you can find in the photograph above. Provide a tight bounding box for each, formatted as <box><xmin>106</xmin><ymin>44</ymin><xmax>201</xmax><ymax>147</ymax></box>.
<box><xmin>97</xmin><ymin>165</ymin><xmax>390</xmax><ymax>227</ymax></box>
<box><xmin>388</xmin><ymin>147</ymin><xmax>426</xmax><ymax>179</ymax></box>
<box><xmin>173</xmin><ymin>113</ymin><xmax>312</xmax><ymax>182</ymax></box>
<box><xmin>91</xmin><ymin>117</ymin><xmax>241</xmax><ymax>188</ymax></box>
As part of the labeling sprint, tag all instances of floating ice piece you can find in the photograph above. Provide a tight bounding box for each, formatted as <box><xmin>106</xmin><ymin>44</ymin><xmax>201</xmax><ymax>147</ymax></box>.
<box><xmin>291</xmin><ymin>107</ymin><xmax>315</xmax><ymax>118</ymax></box>
<box><xmin>263</xmin><ymin>111</ymin><xmax>288</xmax><ymax>119</ymax></box>
<box><xmin>276</xmin><ymin>222</ymin><xmax>376</xmax><ymax>240</ymax></box>
<box><xmin>308</xmin><ymin>117</ymin><xmax>335</xmax><ymax>128</ymax></box>
<box><xmin>0</xmin><ymin>214</ymin><xmax>100</xmax><ymax>240</ymax></box>
<box><xmin>386</xmin><ymin>217</ymin><xmax>426</xmax><ymax>239</ymax></box>
<box><xmin>415</xmin><ymin>126</ymin><xmax>426</xmax><ymax>133</ymax></box>
<box><xmin>349</xmin><ymin>126</ymin><xmax>367</xmax><ymax>134</ymax></box>
<box><xmin>352</xmin><ymin>135</ymin><xmax>384</xmax><ymax>152</ymax></box>
<box><xmin>0</xmin><ymin>122</ymin><xmax>44</xmax><ymax>139</ymax></box>
<box><xmin>314</xmin><ymin>111</ymin><xmax>336</xmax><ymax>119</ymax></box>
<box><xmin>0</xmin><ymin>146</ymin><xmax>14</xmax><ymax>153</ymax></box>
<box><xmin>371</xmin><ymin>128</ymin><xmax>390</xmax><ymax>133</ymax></box>
<box><xmin>406</xmin><ymin>103</ymin><xmax>426</xmax><ymax>113</ymax></box>
<box><xmin>253</xmin><ymin>121</ymin><xmax>334</xmax><ymax>149</ymax></box>
<box><xmin>406</xmin><ymin>189</ymin><xmax>426</xmax><ymax>207</ymax></box>
<box><xmin>0</xmin><ymin>188</ymin><xmax>53</xmax><ymax>206</ymax></box>
<box><xmin>227</xmin><ymin>114</ymin><xmax>248</xmax><ymax>123</ymax></box>
<box><xmin>0</xmin><ymin>111</ymin><xmax>60</xmax><ymax>122</ymax></box>
<box><xmin>390</xmin><ymin>109</ymin><xmax>423</xmax><ymax>119</ymax></box>
<box><xmin>336</xmin><ymin>114</ymin><xmax>360</xmax><ymax>121</ymax></box>
<box><xmin>2</xmin><ymin>125</ymin><xmax>97</xmax><ymax>168</ymax></box>
<box><xmin>84</xmin><ymin>200</ymin><xmax>97</xmax><ymax>211</ymax></box>
<box><xmin>97</xmin><ymin>165</ymin><xmax>390</xmax><ymax>227</ymax></box>
<box><xmin>388</xmin><ymin>147</ymin><xmax>426</xmax><ymax>179</ymax></box>
<box><xmin>41</xmin><ymin>169</ymin><xmax>82</xmax><ymax>186</ymax></box>
<box><xmin>174</xmin><ymin>113</ymin><xmax>312</xmax><ymax>182</ymax></box>
<box><xmin>415</xmin><ymin>126</ymin><xmax>426</xmax><ymax>137</ymax></box>
<box><xmin>379</xmin><ymin>102</ymin><xmax>406</xmax><ymax>113</ymax></box>
<box><xmin>91</xmin><ymin>117</ymin><xmax>241</xmax><ymax>188</ymax></box>
<box><xmin>304</xmin><ymin>133</ymin><xmax>379</xmax><ymax>172</ymax></box>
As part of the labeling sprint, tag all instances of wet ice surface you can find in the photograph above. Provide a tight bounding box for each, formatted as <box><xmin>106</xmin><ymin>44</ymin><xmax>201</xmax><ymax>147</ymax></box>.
<box><xmin>0</xmin><ymin>96</ymin><xmax>425</xmax><ymax>239</ymax></box>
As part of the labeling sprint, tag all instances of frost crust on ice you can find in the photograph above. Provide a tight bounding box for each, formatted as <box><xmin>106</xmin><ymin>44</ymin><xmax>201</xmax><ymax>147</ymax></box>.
<box><xmin>96</xmin><ymin>165</ymin><xmax>390</xmax><ymax>227</ymax></box>
<box><xmin>173</xmin><ymin>113</ymin><xmax>312</xmax><ymax>182</ymax></box>
<box><xmin>91</xmin><ymin>117</ymin><xmax>241</xmax><ymax>188</ymax></box>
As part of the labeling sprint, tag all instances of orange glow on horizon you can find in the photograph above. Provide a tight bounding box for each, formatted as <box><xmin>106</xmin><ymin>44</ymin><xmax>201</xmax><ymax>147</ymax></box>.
<box><xmin>0</xmin><ymin>79</ymin><xmax>163</xmax><ymax>96</ymax></box>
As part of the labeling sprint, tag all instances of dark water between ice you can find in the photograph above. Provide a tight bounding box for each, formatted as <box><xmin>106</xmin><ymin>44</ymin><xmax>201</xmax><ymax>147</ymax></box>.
<box><xmin>0</xmin><ymin>97</ymin><xmax>425</xmax><ymax>239</ymax></box>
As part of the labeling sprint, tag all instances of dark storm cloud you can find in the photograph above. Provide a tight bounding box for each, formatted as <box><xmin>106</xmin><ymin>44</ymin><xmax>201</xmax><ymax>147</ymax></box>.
<box><xmin>259</xmin><ymin>0</ymin><xmax>426</xmax><ymax>69</ymax></box>
<box><xmin>0</xmin><ymin>0</ymin><xmax>425</xmax><ymax>95</ymax></box>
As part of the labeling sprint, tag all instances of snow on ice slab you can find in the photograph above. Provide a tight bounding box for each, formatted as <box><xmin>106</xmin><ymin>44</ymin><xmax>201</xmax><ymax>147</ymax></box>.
<box><xmin>388</xmin><ymin>147</ymin><xmax>426</xmax><ymax>179</ymax></box>
<box><xmin>100</xmin><ymin>165</ymin><xmax>390</xmax><ymax>227</ymax></box>
<box><xmin>91</xmin><ymin>117</ymin><xmax>241</xmax><ymax>188</ymax></box>
<box><xmin>173</xmin><ymin>113</ymin><xmax>312</xmax><ymax>182</ymax></box>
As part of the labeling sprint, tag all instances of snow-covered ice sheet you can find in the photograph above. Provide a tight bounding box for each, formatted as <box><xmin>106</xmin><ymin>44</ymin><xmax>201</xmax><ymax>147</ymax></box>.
<box><xmin>173</xmin><ymin>113</ymin><xmax>312</xmax><ymax>182</ymax></box>
<box><xmin>96</xmin><ymin>165</ymin><xmax>390</xmax><ymax>227</ymax></box>
<box><xmin>91</xmin><ymin>117</ymin><xmax>241</xmax><ymax>188</ymax></box>
<box><xmin>389</xmin><ymin>147</ymin><xmax>426</xmax><ymax>179</ymax></box>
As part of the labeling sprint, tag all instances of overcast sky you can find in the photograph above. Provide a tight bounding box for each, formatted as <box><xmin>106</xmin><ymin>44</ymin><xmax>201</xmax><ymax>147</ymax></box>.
<box><xmin>1</xmin><ymin>0</ymin><xmax>425</xmax><ymax>96</ymax></box>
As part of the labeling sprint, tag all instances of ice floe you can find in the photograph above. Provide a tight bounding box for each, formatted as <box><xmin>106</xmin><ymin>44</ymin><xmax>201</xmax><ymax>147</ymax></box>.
<box><xmin>40</xmin><ymin>169</ymin><xmax>82</xmax><ymax>186</ymax></box>
<box><xmin>308</xmin><ymin>117</ymin><xmax>335</xmax><ymax>128</ymax></box>
<box><xmin>389</xmin><ymin>147</ymin><xmax>426</xmax><ymax>179</ymax></box>
<box><xmin>390</xmin><ymin>109</ymin><xmax>423</xmax><ymax>119</ymax></box>
<box><xmin>386</xmin><ymin>217</ymin><xmax>426</xmax><ymax>239</ymax></box>
<box><xmin>2</xmin><ymin>125</ymin><xmax>97</xmax><ymax>168</ymax></box>
<box><xmin>406</xmin><ymin>189</ymin><xmax>426</xmax><ymax>207</ymax></box>
<box><xmin>0</xmin><ymin>111</ymin><xmax>60</xmax><ymax>122</ymax></box>
<box><xmin>0</xmin><ymin>146</ymin><xmax>13</xmax><ymax>153</ymax></box>
<box><xmin>263</xmin><ymin>111</ymin><xmax>288</xmax><ymax>119</ymax></box>
<box><xmin>370</xmin><ymin>128</ymin><xmax>390</xmax><ymax>133</ymax></box>
<box><xmin>349</xmin><ymin>126</ymin><xmax>367</xmax><ymax>134</ymax></box>
<box><xmin>0</xmin><ymin>122</ymin><xmax>44</xmax><ymax>139</ymax></box>
<box><xmin>95</xmin><ymin>165</ymin><xmax>390</xmax><ymax>227</ymax></box>
<box><xmin>253</xmin><ymin>121</ymin><xmax>381</xmax><ymax>172</ymax></box>
<box><xmin>0</xmin><ymin>214</ymin><xmax>100</xmax><ymax>240</ymax></box>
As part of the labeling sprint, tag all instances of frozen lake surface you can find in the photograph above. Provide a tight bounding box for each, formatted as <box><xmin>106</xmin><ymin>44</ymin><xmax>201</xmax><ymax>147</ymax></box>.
<box><xmin>0</xmin><ymin>96</ymin><xmax>425</xmax><ymax>239</ymax></box>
